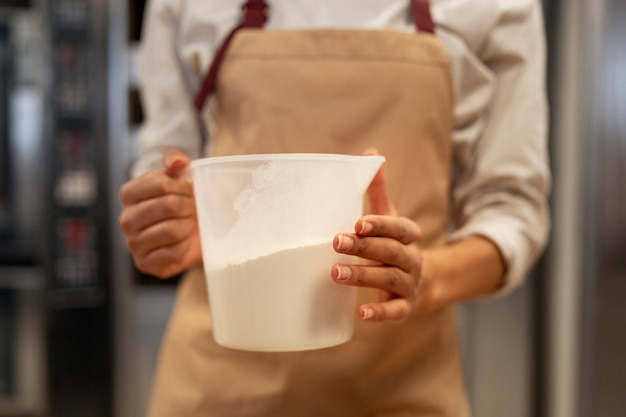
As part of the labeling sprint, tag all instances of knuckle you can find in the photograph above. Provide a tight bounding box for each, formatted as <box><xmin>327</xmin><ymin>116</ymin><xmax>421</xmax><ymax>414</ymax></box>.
<box><xmin>352</xmin><ymin>267</ymin><xmax>364</xmax><ymax>284</ymax></box>
<box><xmin>385</xmin><ymin>303</ymin><xmax>409</xmax><ymax>322</ymax></box>
<box><xmin>399</xmin><ymin>217</ymin><xmax>422</xmax><ymax>244</ymax></box>
<box><xmin>167</xmin><ymin>256</ymin><xmax>186</xmax><ymax>275</ymax></box>
<box><xmin>156</xmin><ymin>176</ymin><xmax>170</xmax><ymax>194</ymax></box>
<box><xmin>161</xmin><ymin>195</ymin><xmax>182</xmax><ymax>216</ymax></box>
<box><xmin>159</xmin><ymin>225</ymin><xmax>181</xmax><ymax>243</ymax></box>
<box><xmin>134</xmin><ymin>257</ymin><xmax>152</xmax><ymax>274</ymax></box>
<box><xmin>168</xmin><ymin>241</ymin><xmax>188</xmax><ymax>259</ymax></box>
<box><xmin>387</xmin><ymin>244</ymin><xmax>403</xmax><ymax>263</ymax></box>
<box><xmin>136</xmin><ymin>253</ymin><xmax>177</xmax><ymax>279</ymax></box>
<box><xmin>414</xmin><ymin>254</ymin><xmax>423</xmax><ymax>274</ymax></box>
<box><xmin>153</xmin><ymin>267</ymin><xmax>173</xmax><ymax>279</ymax></box>
<box><xmin>118</xmin><ymin>213</ymin><xmax>130</xmax><ymax>232</ymax></box>
<box><xmin>397</xmin><ymin>222</ymin><xmax>410</xmax><ymax>242</ymax></box>
<box><xmin>151</xmin><ymin>173</ymin><xmax>170</xmax><ymax>194</ymax></box>
<box><xmin>414</xmin><ymin>224</ymin><xmax>424</xmax><ymax>244</ymax></box>
<box><xmin>385</xmin><ymin>269</ymin><xmax>402</xmax><ymax>288</ymax></box>
<box><xmin>125</xmin><ymin>236</ymin><xmax>140</xmax><ymax>253</ymax></box>
<box><xmin>157</xmin><ymin>254</ymin><xmax>184</xmax><ymax>278</ymax></box>
<box><xmin>395</xmin><ymin>303</ymin><xmax>411</xmax><ymax>319</ymax></box>
<box><xmin>145</xmin><ymin>169</ymin><xmax>162</xmax><ymax>179</ymax></box>
<box><xmin>357</xmin><ymin>237</ymin><xmax>368</xmax><ymax>253</ymax></box>
<box><xmin>119</xmin><ymin>184</ymin><xmax>129</xmax><ymax>203</ymax></box>
<box><xmin>158</xmin><ymin>221</ymin><xmax>187</xmax><ymax>243</ymax></box>
<box><xmin>409</xmin><ymin>256</ymin><xmax>423</xmax><ymax>287</ymax></box>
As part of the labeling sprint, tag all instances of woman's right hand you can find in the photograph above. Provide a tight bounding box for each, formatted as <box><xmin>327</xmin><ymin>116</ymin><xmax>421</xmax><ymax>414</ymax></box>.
<box><xmin>118</xmin><ymin>148</ymin><xmax>202</xmax><ymax>278</ymax></box>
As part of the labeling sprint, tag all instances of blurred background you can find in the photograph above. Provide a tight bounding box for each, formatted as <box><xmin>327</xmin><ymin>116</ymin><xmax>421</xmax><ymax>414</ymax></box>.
<box><xmin>0</xmin><ymin>0</ymin><xmax>624</xmax><ymax>416</ymax></box>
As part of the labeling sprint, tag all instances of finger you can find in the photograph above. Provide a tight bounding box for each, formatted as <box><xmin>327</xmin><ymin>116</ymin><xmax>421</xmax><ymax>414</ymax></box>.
<box><xmin>358</xmin><ymin>299</ymin><xmax>412</xmax><ymax>322</ymax></box>
<box><xmin>133</xmin><ymin>226</ymin><xmax>203</xmax><ymax>279</ymax></box>
<box><xmin>125</xmin><ymin>217</ymin><xmax>196</xmax><ymax>257</ymax></box>
<box><xmin>362</xmin><ymin>148</ymin><xmax>379</xmax><ymax>157</ymax></box>
<box><xmin>364</xmin><ymin>151</ymin><xmax>395</xmax><ymax>216</ymax></box>
<box><xmin>355</xmin><ymin>215</ymin><xmax>423</xmax><ymax>246</ymax></box>
<box><xmin>376</xmin><ymin>289</ymin><xmax>393</xmax><ymax>303</ymax></box>
<box><xmin>118</xmin><ymin>194</ymin><xmax>196</xmax><ymax>235</ymax></box>
<box><xmin>133</xmin><ymin>239</ymin><xmax>192</xmax><ymax>279</ymax></box>
<box><xmin>120</xmin><ymin>170</ymin><xmax>193</xmax><ymax>206</ymax></box>
<box><xmin>163</xmin><ymin>148</ymin><xmax>191</xmax><ymax>176</ymax></box>
<box><xmin>331</xmin><ymin>263</ymin><xmax>416</xmax><ymax>299</ymax></box>
<box><xmin>333</xmin><ymin>233</ymin><xmax>421</xmax><ymax>272</ymax></box>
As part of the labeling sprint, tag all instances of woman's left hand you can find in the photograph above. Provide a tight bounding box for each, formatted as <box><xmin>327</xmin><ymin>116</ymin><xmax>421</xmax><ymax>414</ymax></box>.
<box><xmin>331</xmin><ymin>155</ymin><xmax>437</xmax><ymax>322</ymax></box>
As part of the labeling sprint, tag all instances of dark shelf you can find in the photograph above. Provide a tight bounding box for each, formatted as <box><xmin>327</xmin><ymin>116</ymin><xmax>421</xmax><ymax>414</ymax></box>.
<box><xmin>128</xmin><ymin>0</ymin><xmax>147</xmax><ymax>42</ymax></box>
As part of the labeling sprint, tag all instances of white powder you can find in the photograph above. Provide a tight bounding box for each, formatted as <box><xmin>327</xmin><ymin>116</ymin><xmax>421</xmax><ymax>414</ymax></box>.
<box><xmin>206</xmin><ymin>241</ymin><xmax>357</xmax><ymax>351</ymax></box>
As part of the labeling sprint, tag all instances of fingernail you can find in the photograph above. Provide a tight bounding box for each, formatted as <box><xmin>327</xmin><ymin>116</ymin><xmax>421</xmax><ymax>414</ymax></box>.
<box><xmin>164</xmin><ymin>149</ymin><xmax>187</xmax><ymax>172</ymax></box>
<box><xmin>359</xmin><ymin>221</ymin><xmax>373</xmax><ymax>234</ymax></box>
<box><xmin>335</xmin><ymin>235</ymin><xmax>354</xmax><ymax>251</ymax></box>
<box><xmin>334</xmin><ymin>265</ymin><xmax>352</xmax><ymax>281</ymax></box>
<box><xmin>167</xmin><ymin>158</ymin><xmax>185</xmax><ymax>171</ymax></box>
<box><xmin>361</xmin><ymin>307</ymin><xmax>374</xmax><ymax>320</ymax></box>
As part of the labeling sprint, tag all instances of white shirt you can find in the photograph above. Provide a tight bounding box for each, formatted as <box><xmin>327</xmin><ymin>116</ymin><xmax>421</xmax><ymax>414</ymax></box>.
<box><xmin>134</xmin><ymin>0</ymin><xmax>551</xmax><ymax>296</ymax></box>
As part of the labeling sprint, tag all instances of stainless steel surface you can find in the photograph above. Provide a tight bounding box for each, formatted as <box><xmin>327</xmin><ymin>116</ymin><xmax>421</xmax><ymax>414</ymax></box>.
<box><xmin>458</xmin><ymin>283</ymin><xmax>532</xmax><ymax>417</ymax></box>
<box><xmin>0</xmin><ymin>269</ymin><xmax>46</xmax><ymax>417</ymax></box>
<box><xmin>578</xmin><ymin>0</ymin><xmax>626</xmax><ymax>415</ymax></box>
<box><xmin>4</xmin><ymin>0</ymin><xmax>119</xmax><ymax>414</ymax></box>
<box><xmin>9</xmin><ymin>11</ymin><xmax>45</xmax><ymax>243</ymax></box>
<box><xmin>0</xmin><ymin>6</ymin><xmax>47</xmax><ymax>416</ymax></box>
<box><xmin>546</xmin><ymin>1</ymin><xmax>586</xmax><ymax>416</ymax></box>
<box><xmin>0</xmin><ymin>8</ymin><xmax>46</xmax><ymax>257</ymax></box>
<box><xmin>134</xmin><ymin>287</ymin><xmax>176</xmax><ymax>417</ymax></box>
<box><xmin>547</xmin><ymin>0</ymin><xmax>626</xmax><ymax>416</ymax></box>
<box><xmin>0</xmin><ymin>267</ymin><xmax>45</xmax><ymax>290</ymax></box>
<box><xmin>108</xmin><ymin>0</ymin><xmax>139</xmax><ymax>416</ymax></box>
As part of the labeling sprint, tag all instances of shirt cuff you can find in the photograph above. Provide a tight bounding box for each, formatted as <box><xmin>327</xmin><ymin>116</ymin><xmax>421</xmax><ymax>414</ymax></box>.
<box><xmin>448</xmin><ymin>212</ymin><xmax>539</xmax><ymax>298</ymax></box>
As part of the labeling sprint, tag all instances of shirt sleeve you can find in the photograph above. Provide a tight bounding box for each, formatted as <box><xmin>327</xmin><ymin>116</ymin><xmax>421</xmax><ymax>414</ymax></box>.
<box><xmin>131</xmin><ymin>0</ymin><xmax>205</xmax><ymax>177</ymax></box>
<box><xmin>447</xmin><ymin>0</ymin><xmax>551</xmax><ymax>296</ymax></box>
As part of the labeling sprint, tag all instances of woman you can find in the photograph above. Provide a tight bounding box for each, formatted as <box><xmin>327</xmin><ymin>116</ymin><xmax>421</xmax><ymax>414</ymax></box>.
<box><xmin>118</xmin><ymin>0</ymin><xmax>550</xmax><ymax>415</ymax></box>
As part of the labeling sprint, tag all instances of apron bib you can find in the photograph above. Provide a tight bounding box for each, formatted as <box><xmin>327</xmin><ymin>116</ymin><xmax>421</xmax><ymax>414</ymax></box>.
<box><xmin>149</xmin><ymin>2</ymin><xmax>469</xmax><ymax>416</ymax></box>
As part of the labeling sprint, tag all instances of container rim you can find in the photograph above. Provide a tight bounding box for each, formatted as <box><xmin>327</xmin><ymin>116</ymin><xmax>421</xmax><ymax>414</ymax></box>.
<box><xmin>190</xmin><ymin>153</ymin><xmax>385</xmax><ymax>169</ymax></box>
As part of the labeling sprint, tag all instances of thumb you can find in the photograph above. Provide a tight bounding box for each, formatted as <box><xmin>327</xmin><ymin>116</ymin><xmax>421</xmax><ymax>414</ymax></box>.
<box><xmin>363</xmin><ymin>149</ymin><xmax>396</xmax><ymax>216</ymax></box>
<box><xmin>163</xmin><ymin>148</ymin><xmax>191</xmax><ymax>176</ymax></box>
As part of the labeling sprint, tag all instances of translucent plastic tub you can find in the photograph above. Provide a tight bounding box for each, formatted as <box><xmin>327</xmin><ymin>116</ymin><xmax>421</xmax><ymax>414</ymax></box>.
<box><xmin>191</xmin><ymin>153</ymin><xmax>384</xmax><ymax>351</ymax></box>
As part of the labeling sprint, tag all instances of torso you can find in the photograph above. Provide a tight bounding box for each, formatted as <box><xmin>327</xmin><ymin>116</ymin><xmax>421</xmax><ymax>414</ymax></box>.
<box><xmin>147</xmin><ymin>3</ymin><xmax>471</xmax><ymax>416</ymax></box>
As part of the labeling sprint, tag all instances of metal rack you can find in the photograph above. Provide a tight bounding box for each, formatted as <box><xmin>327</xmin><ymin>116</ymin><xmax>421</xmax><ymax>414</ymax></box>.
<box><xmin>0</xmin><ymin>5</ymin><xmax>48</xmax><ymax>416</ymax></box>
<box><xmin>45</xmin><ymin>0</ymin><xmax>113</xmax><ymax>415</ymax></box>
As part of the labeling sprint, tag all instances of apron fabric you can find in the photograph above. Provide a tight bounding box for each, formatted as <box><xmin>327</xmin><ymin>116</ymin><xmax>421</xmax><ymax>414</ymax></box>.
<box><xmin>148</xmin><ymin>1</ymin><xmax>469</xmax><ymax>416</ymax></box>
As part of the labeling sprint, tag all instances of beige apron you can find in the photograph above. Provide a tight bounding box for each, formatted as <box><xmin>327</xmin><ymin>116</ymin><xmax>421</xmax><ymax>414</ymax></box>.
<box><xmin>148</xmin><ymin>2</ymin><xmax>469</xmax><ymax>416</ymax></box>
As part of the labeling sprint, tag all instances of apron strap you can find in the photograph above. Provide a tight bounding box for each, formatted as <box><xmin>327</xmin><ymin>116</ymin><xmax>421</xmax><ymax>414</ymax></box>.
<box><xmin>194</xmin><ymin>0</ymin><xmax>268</xmax><ymax>110</ymax></box>
<box><xmin>194</xmin><ymin>0</ymin><xmax>434</xmax><ymax>110</ymax></box>
<box><xmin>412</xmin><ymin>0</ymin><xmax>435</xmax><ymax>34</ymax></box>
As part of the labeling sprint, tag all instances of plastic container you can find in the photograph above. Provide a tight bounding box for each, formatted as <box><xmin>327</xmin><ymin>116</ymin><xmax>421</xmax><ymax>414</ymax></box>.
<box><xmin>190</xmin><ymin>153</ymin><xmax>385</xmax><ymax>351</ymax></box>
